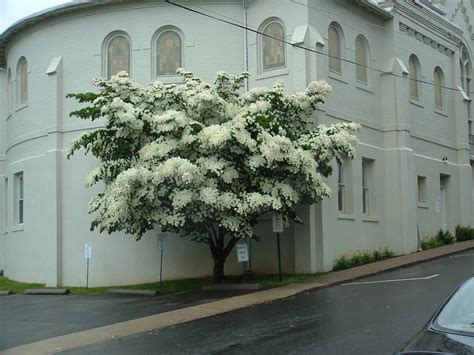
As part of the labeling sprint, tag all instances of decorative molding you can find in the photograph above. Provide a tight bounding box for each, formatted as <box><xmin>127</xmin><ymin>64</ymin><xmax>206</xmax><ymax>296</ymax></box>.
<box><xmin>395</xmin><ymin>0</ymin><xmax>463</xmax><ymax>47</ymax></box>
<box><xmin>451</xmin><ymin>0</ymin><xmax>474</xmax><ymax>41</ymax></box>
<box><xmin>399</xmin><ymin>22</ymin><xmax>455</xmax><ymax>56</ymax></box>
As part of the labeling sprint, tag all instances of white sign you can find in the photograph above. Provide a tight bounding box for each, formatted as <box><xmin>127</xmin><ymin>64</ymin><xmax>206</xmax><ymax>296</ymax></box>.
<box><xmin>272</xmin><ymin>213</ymin><xmax>284</xmax><ymax>233</ymax></box>
<box><xmin>435</xmin><ymin>202</ymin><xmax>440</xmax><ymax>213</ymax></box>
<box><xmin>158</xmin><ymin>233</ymin><xmax>168</xmax><ymax>250</ymax></box>
<box><xmin>84</xmin><ymin>243</ymin><xmax>92</xmax><ymax>259</ymax></box>
<box><xmin>236</xmin><ymin>244</ymin><xmax>249</xmax><ymax>262</ymax></box>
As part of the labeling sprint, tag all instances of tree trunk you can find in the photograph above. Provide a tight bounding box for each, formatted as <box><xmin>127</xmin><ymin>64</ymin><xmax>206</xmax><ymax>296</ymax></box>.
<box><xmin>209</xmin><ymin>228</ymin><xmax>239</xmax><ymax>283</ymax></box>
<box><xmin>212</xmin><ymin>257</ymin><xmax>226</xmax><ymax>283</ymax></box>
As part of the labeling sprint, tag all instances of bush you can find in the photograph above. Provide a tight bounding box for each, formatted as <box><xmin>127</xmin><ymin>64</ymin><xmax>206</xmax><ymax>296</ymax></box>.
<box><xmin>421</xmin><ymin>229</ymin><xmax>453</xmax><ymax>250</ymax></box>
<box><xmin>436</xmin><ymin>229</ymin><xmax>454</xmax><ymax>245</ymax></box>
<box><xmin>333</xmin><ymin>248</ymin><xmax>395</xmax><ymax>271</ymax></box>
<box><xmin>455</xmin><ymin>225</ymin><xmax>474</xmax><ymax>241</ymax></box>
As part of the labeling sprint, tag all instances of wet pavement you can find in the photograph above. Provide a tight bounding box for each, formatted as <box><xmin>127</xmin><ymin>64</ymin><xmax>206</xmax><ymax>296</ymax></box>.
<box><xmin>0</xmin><ymin>289</ymin><xmax>254</xmax><ymax>351</ymax></box>
<box><xmin>62</xmin><ymin>250</ymin><xmax>474</xmax><ymax>355</ymax></box>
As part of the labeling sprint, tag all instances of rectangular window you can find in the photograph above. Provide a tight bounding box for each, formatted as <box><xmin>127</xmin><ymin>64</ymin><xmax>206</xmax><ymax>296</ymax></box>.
<box><xmin>417</xmin><ymin>176</ymin><xmax>427</xmax><ymax>203</ymax></box>
<box><xmin>14</xmin><ymin>172</ymin><xmax>23</xmax><ymax>225</ymax></box>
<box><xmin>3</xmin><ymin>177</ymin><xmax>7</xmax><ymax>232</ymax></box>
<box><xmin>337</xmin><ymin>159</ymin><xmax>353</xmax><ymax>213</ymax></box>
<box><xmin>362</xmin><ymin>159</ymin><xmax>374</xmax><ymax>215</ymax></box>
<box><xmin>337</xmin><ymin>162</ymin><xmax>345</xmax><ymax>212</ymax></box>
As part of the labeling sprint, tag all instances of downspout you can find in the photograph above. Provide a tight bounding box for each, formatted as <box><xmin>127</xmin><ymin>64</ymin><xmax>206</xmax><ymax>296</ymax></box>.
<box><xmin>244</xmin><ymin>0</ymin><xmax>249</xmax><ymax>92</ymax></box>
<box><xmin>243</xmin><ymin>0</ymin><xmax>252</xmax><ymax>272</ymax></box>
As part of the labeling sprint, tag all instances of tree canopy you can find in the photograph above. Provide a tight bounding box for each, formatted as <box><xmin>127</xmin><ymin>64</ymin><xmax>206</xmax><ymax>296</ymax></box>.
<box><xmin>68</xmin><ymin>69</ymin><xmax>359</xmax><ymax>281</ymax></box>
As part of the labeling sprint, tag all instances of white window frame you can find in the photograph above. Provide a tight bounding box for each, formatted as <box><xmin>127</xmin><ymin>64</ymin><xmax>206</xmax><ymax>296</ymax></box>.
<box><xmin>417</xmin><ymin>175</ymin><xmax>428</xmax><ymax>205</ymax></box>
<box><xmin>328</xmin><ymin>23</ymin><xmax>343</xmax><ymax>75</ymax></box>
<box><xmin>16</xmin><ymin>57</ymin><xmax>28</xmax><ymax>108</ymax></box>
<box><xmin>3</xmin><ymin>177</ymin><xmax>8</xmax><ymax>234</ymax></box>
<box><xmin>103</xmin><ymin>31</ymin><xmax>131</xmax><ymax>79</ymax></box>
<box><xmin>258</xmin><ymin>18</ymin><xmax>286</xmax><ymax>73</ymax></box>
<box><xmin>355</xmin><ymin>35</ymin><xmax>368</xmax><ymax>84</ymax></box>
<box><xmin>153</xmin><ymin>27</ymin><xmax>184</xmax><ymax>78</ymax></box>
<box><xmin>337</xmin><ymin>162</ymin><xmax>345</xmax><ymax>212</ymax></box>
<box><xmin>362</xmin><ymin>159</ymin><xmax>374</xmax><ymax>215</ymax></box>
<box><xmin>409</xmin><ymin>54</ymin><xmax>421</xmax><ymax>102</ymax></box>
<box><xmin>433</xmin><ymin>66</ymin><xmax>444</xmax><ymax>110</ymax></box>
<box><xmin>14</xmin><ymin>172</ymin><xmax>24</xmax><ymax>226</ymax></box>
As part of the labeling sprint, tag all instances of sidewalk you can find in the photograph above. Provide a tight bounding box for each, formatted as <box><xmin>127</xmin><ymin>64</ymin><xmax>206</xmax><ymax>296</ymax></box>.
<box><xmin>4</xmin><ymin>240</ymin><xmax>474</xmax><ymax>355</ymax></box>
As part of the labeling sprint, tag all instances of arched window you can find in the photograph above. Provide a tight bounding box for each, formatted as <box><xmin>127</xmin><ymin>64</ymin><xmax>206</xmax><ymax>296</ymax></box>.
<box><xmin>103</xmin><ymin>32</ymin><xmax>131</xmax><ymax>79</ymax></box>
<box><xmin>434</xmin><ymin>67</ymin><xmax>444</xmax><ymax>109</ymax></box>
<box><xmin>409</xmin><ymin>54</ymin><xmax>421</xmax><ymax>100</ymax></box>
<box><xmin>155</xmin><ymin>29</ymin><xmax>183</xmax><ymax>76</ymax></box>
<box><xmin>16</xmin><ymin>57</ymin><xmax>28</xmax><ymax>106</ymax></box>
<box><xmin>260</xmin><ymin>19</ymin><xmax>286</xmax><ymax>71</ymax></box>
<box><xmin>355</xmin><ymin>35</ymin><xmax>368</xmax><ymax>83</ymax></box>
<box><xmin>7</xmin><ymin>68</ymin><xmax>11</xmax><ymax>112</ymax></box>
<box><xmin>328</xmin><ymin>23</ymin><xmax>343</xmax><ymax>74</ymax></box>
<box><xmin>460</xmin><ymin>45</ymin><xmax>471</xmax><ymax>95</ymax></box>
<box><xmin>460</xmin><ymin>45</ymin><xmax>472</xmax><ymax>126</ymax></box>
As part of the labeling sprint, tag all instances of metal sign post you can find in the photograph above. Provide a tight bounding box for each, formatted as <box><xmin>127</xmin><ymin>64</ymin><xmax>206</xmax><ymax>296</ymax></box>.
<box><xmin>272</xmin><ymin>213</ymin><xmax>284</xmax><ymax>282</ymax></box>
<box><xmin>157</xmin><ymin>233</ymin><xmax>168</xmax><ymax>286</ymax></box>
<box><xmin>84</xmin><ymin>243</ymin><xmax>92</xmax><ymax>288</ymax></box>
<box><xmin>236</xmin><ymin>243</ymin><xmax>250</xmax><ymax>274</ymax></box>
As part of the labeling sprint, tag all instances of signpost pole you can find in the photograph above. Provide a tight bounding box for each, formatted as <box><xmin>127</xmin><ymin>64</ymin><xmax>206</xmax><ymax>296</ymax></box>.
<box><xmin>86</xmin><ymin>258</ymin><xmax>89</xmax><ymax>289</ymax></box>
<box><xmin>160</xmin><ymin>249</ymin><xmax>164</xmax><ymax>286</ymax></box>
<box><xmin>276</xmin><ymin>232</ymin><xmax>282</xmax><ymax>282</ymax></box>
<box><xmin>84</xmin><ymin>243</ymin><xmax>92</xmax><ymax>288</ymax></box>
<box><xmin>272</xmin><ymin>213</ymin><xmax>284</xmax><ymax>283</ymax></box>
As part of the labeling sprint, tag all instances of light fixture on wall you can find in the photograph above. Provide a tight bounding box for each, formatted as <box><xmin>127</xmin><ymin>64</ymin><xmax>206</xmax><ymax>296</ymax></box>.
<box><xmin>442</xmin><ymin>156</ymin><xmax>448</xmax><ymax>164</ymax></box>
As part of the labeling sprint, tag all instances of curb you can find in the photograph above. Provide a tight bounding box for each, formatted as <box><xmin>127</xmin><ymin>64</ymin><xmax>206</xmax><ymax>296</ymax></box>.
<box><xmin>202</xmin><ymin>283</ymin><xmax>262</xmax><ymax>291</ymax></box>
<box><xmin>0</xmin><ymin>290</ymin><xmax>14</xmax><ymax>296</ymax></box>
<box><xmin>107</xmin><ymin>289</ymin><xmax>159</xmax><ymax>296</ymax></box>
<box><xmin>24</xmin><ymin>288</ymin><xmax>70</xmax><ymax>295</ymax></box>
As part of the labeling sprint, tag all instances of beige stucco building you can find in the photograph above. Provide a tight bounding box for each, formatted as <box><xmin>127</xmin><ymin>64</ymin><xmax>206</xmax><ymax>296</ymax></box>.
<box><xmin>1</xmin><ymin>0</ymin><xmax>474</xmax><ymax>286</ymax></box>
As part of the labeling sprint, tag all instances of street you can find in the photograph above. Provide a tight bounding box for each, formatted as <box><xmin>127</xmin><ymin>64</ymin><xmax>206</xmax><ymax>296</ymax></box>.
<box><xmin>64</xmin><ymin>250</ymin><xmax>474</xmax><ymax>354</ymax></box>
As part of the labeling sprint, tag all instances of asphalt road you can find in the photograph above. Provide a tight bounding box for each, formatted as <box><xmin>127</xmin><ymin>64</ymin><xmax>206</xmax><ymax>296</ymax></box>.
<box><xmin>0</xmin><ymin>289</ymin><xmax>252</xmax><ymax>350</ymax></box>
<box><xmin>63</xmin><ymin>250</ymin><xmax>474</xmax><ymax>355</ymax></box>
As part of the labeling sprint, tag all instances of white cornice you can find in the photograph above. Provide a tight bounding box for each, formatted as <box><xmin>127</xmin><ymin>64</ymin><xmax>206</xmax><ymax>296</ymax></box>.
<box><xmin>395</xmin><ymin>0</ymin><xmax>463</xmax><ymax>46</ymax></box>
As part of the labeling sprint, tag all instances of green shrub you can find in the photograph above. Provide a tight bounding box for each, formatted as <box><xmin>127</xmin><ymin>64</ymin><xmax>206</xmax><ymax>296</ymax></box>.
<box><xmin>381</xmin><ymin>247</ymin><xmax>394</xmax><ymax>259</ymax></box>
<box><xmin>333</xmin><ymin>248</ymin><xmax>395</xmax><ymax>271</ymax></box>
<box><xmin>436</xmin><ymin>229</ymin><xmax>453</xmax><ymax>244</ymax></box>
<box><xmin>455</xmin><ymin>225</ymin><xmax>474</xmax><ymax>241</ymax></box>
<box><xmin>421</xmin><ymin>229</ymin><xmax>453</xmax><ymax>250</ymax></box>
<box><xmin>334</xmin><ymin>254</ymin><xmax>351</xmax><ymax>270</ymax></box>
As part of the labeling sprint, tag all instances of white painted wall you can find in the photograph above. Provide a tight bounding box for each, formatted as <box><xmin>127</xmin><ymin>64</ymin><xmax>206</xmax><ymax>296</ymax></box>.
<box><xmin>1</xmin><ymin>0</ymin><xmax>473</xmax><ymax>285</ymax></box>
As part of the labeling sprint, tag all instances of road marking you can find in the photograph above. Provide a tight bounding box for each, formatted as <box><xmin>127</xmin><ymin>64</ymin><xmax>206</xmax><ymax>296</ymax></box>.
<box><xmin>449</xmin><ymin>253</ymin><xmax>474</xmax><ymax>258</ymax></box>
<box><xmin>342</xmin><ymin>274</ymin><xmax>440</xmax><ymax>286</ymax></box>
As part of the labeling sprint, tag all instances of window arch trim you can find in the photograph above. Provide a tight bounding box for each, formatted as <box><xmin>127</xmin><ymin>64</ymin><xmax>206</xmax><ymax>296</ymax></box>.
<box><xmin>16</xmin><ymin>57</ymin><xmax>28</xmax><ymax>107</ymax></box>
<box><xmin>258</xmin><ymin>17</ymin><xmax>286</xmax><ymax>73</ymax></box>
<box><xmin>7</xmin><ymin>68</ymin><xmax>12</xmax><ymax>113</ymax></box>
<box><xmin>355</xmin><ymin>34</ymin><xmax>369</xmax><ymax>84</ymax></box>
<box><xmin>408</xmin><ymin>54</ymin><xmax>421</xmax><ymax>101</ymax></box>
<box><xmin>152</xmin><ymin>26</ymin><xmax>184</xmax><ymax>78</ymax></box>
<box><xmin>102</xmin><ymin>31</ymin><xmax>132</xmax><ymax>79</ymax></box>
<box><xmin>328</xmin><ymin>22</ymin><xmax>344</xmax><ymax>75</ymax></box>
<box><xmin>433</xmin><ymin>66</ymin><xmax>444</xmax><ymax>109</ymax></box>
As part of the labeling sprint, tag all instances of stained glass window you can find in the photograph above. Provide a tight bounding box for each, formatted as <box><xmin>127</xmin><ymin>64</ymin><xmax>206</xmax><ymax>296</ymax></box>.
<box><xmin>262</xmin><ymin>22</ymin><xmax>285</xmax><ymax>71</ymax></box>
<box><xmin>156</xmin><ymin>30</ymin><xmax>182</xmax><ymax>76</ymax></box>
<box><xmin>106</xmin><ymin>35</ymin><xmax>130</xmax><ymax>78</ymax></box>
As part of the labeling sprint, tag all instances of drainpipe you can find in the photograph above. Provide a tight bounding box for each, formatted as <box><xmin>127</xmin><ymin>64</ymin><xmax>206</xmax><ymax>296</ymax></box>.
<box><xmin>243</xmin><ymin>0</ymin><xmax>252</xmax><ymax>273</ymax></box>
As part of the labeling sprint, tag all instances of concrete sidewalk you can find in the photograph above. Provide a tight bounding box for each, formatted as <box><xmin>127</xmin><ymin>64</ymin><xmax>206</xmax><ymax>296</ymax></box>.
<box><xmin>4</xmin><ymin>240</ymin><xmax>474</xmax><ymax>355</ymax></box>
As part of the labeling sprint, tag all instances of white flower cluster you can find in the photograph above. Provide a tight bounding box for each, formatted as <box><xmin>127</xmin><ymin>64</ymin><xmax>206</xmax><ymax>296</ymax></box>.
<box><xmin>70</xmin><ymin>70</ymin><xmax>359</xmax><ymax>242</ymax></box>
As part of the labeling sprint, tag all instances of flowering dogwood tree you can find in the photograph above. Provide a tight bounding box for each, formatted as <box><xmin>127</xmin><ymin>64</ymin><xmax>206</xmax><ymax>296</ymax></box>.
<box><xmin>68</xmin><ymin>69</ymin><xmax>359</xmax><ymax>282</ymax></box>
